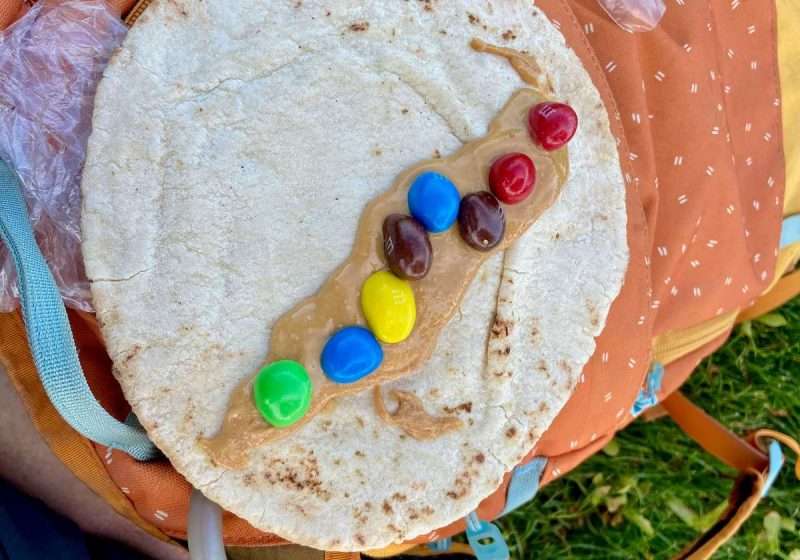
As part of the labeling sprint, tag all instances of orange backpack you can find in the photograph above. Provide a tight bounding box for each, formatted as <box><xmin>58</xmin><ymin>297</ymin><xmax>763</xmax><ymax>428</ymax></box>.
<box><xmin>1</xmin><ymin>0</ymin><xmax>799</xmax><ymax>558</ymax></box>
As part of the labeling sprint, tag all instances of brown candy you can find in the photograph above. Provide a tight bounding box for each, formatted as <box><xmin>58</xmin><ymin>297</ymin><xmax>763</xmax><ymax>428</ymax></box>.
<box><xmin>458</xmin><ymin>192</ymin><xmax>505</xmax><ymax>251</ymax></box>
<box><xmin>382</xmin><ymin>214</ymin><xmax>433</xmax><ymax>280</ymax></box>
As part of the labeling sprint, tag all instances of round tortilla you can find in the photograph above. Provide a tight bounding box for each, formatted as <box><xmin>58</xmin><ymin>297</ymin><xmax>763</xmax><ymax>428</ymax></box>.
<box><xmin>81</xmin><ymin>0</ymin><xmax>627</xmax><ymax>551</ymax></box>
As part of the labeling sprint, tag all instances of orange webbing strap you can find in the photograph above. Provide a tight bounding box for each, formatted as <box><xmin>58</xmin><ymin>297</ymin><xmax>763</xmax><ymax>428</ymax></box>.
<box><xmin>662</xmin><ymin>392</ymin><xmax>800</xmax><ymax>560</ymax></box>
<box><xmin>737</xmin><ymin>268</ymin><xmax>800</xmax><ymax>324</ymax></box>
<box><xmin>754</xmin><ymin>429</ymin><xmax>800</xmax><ymax>480</ymax></box>
<box><xmin>674</xmin><ymin>471</ymin><xmax>765</xmax><ymax>560</ymax></box>
<box><xmin>661</xmin><ymin>392</ymin><xmax>768</xmax><ymax>473</ymax></box>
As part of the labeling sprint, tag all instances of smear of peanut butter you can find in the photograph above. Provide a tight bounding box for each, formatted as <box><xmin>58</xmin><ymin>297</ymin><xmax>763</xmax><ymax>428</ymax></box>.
<box><xmin>373</xmin><ymin>388</ymin><xmax>463</xmax><ymax>440</ymax></box>
<box><xmin>201</xmin><ymin>41</ymin><xmax>569</xmax><ymax>468</ymax></box>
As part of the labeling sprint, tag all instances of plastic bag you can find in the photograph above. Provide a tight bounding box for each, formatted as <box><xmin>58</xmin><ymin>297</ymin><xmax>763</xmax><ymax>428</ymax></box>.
<box><xmin>597</xmin><ymin>0</ymin><xmax>666</xmax><ymax>32</ymax></box>
<box><xmin>0</xmin><ymin>0</ymin><xmax>127</xmax><ymax>312</ymax></box>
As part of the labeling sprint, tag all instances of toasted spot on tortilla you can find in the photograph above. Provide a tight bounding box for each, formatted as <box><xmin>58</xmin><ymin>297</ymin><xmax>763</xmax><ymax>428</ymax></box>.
<box><xmin>506</xmin><ymin>426</ymin><xmax>517</xmax><ymax>438</ymax></box>
<box><xmin>382</xmin><ymin>500</ymin><xmax>393</xmax><ymax>514</ymax></box>
<box><xmin>349</xmin><ymin>21</ymin><xmax>369</xmax><ymax>32</ymax></box>
<box><xmin>587</xmin><ymin>299</ymin><xmax>600</xmax><ymax>326</ymax></box>
<box><xmin>538</xmin><ymin>402</ymin><xmax>549</xmax><ymax>413</ymax></box>
<box><xmin>263</xmin><ymin>454</ymin><xmax>330</xmax><ymax>500</ymax></box>
<box><xmin>536</xmin><ymin>359</ymin><xmax>549</xmax><ymax>374</ymax></box>
<box><xmin>502</xmin><ymin>29</ymin><xmax>517</xmax><ymax>41</ymax></box>
<box><xmin>446</xmin><ymin>471</ymin><xmax>472</xmax><ymax>500</ymax></box>
<box><xmin>123</xmin><ymin>345</ymin><xmax>141</xmax><ymax>366</ymax></box>
<box><xmin>490</xmin><ymin>315</ymin><xmax>513</xmax><ymax>339</ymax></box>
<box><xmin>352</xmin><ymin>503</ymin><xmax>372</xmax><ymax>525</ymax></box>
<box><xmin>181</xmin><ymin>403</ymin><xmax>194</xmax><ymax>427</ymax></box>
<box><xmin>493</xmin><ymin>345</ymin><xmax>511</xmax><ymax>356</ymax></box>
<box><xmin>442</xmin><ymin>402</ymin><xmax>472</xmax><ymax>414</ymax></box>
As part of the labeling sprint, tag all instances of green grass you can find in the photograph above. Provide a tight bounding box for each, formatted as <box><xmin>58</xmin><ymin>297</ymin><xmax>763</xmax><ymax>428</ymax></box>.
<box><xmin>498</xmin><ymin>297</ymin><xmax>800</xmax><ymax>559</ymax></box>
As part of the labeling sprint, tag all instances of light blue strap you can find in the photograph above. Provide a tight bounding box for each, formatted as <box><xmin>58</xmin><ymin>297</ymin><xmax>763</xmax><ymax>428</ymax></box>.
<box><xmin>761</xmin><ymin>440</ymin><xmax>785</xmax><ymax>497</ymax></box>
<box><xmin>427</xmin><ymin>537</ymin><xmax>452</xmax><ymax>552</ymax></box>
<box><xmin>500</xmin><ymin>456</ymin><xmax>547</xmax><ymax>515</ymax></box>
<box><xmin>465</xmin><ymin>512</ymin><xmax>509</xmax><ymax>560</ymax></box>
<box><xmin>631</xmin><ymin>362</ymin><xmax>665</xmax><ymax>417</ymax></box>
<box><xmin>0</xmin><ymin>159</ymin><xmax>158</xmax><ymax>460</ymax></box>
<box><xmin>780</xmin><ymin>215</ymin><xmax>800</xmax><ymax>248</ymax></box>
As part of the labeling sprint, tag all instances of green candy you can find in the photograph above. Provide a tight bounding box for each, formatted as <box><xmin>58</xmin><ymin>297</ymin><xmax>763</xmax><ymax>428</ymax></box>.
<box><xmin>253</xmin><ymin>360</ymin><xmax>312</xmax><ymax>428</ymax></box>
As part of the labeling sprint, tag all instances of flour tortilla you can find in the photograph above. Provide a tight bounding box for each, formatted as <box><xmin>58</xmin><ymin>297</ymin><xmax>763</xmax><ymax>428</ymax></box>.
<box><xmin>81</xmin><ymin>0</ymin><xmax>627</xmax><ymax>550</ymax></box>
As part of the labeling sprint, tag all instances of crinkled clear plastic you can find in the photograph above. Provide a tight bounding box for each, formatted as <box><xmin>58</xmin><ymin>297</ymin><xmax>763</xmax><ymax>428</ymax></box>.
<box><xmin>0</xmin><ymin>0</ymin><xmax>127</xmax><ymax>312</ymax></box>
<box><xmin>597</xmin><ymin>0</ymin><xmax>666</xmax><ymax>32</ymax></box>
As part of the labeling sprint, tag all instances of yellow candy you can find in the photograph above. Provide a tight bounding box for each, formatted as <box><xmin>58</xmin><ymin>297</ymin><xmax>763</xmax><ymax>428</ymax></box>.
<box><xmin>360</xmin><ymin>270</ymin><xmax>416</xmax><ymax>343</ymax></box>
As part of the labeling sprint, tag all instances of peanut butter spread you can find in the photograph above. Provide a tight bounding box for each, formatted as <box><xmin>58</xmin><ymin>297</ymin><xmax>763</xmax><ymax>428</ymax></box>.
<box><xmin>374</xmin><ymin>388</ymin><xmax>464</xmax><ymax>440</ymax></box>
<box><xmin>202</xmin><ymin>41</ymin><xmax>569</xmax><ymax>468</ymax></box>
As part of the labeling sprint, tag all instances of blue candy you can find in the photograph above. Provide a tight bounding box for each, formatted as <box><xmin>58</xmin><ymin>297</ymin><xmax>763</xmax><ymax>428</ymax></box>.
<box><xmin>321</xmin><ymin>326</ymin><xmax>383</xmax><ymax>383</ymax></box>
<box><xmin>407</xmin><ymin>171</ymin><xmax>461</xmax><ymax>233</ymax></box>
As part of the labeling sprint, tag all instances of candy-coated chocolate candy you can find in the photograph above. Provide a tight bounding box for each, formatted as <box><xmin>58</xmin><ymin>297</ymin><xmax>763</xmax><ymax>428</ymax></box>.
<box><xmin>383</xmin><ymin>214</ymin><xmax>433</xmax><ymax>280</ymax></box>
<box><xmin>458</xmin><ymin>192</ymin><xmax>505</xmax><ymax>251</ymax></box>
<box><xmin>528</xmin><ymin>102</ymin><xmax>578</xmax><ymax>151</ymax></box>
<box><xmin>489</xmin><ymin>153</ymin><xmax>536</xmax><ymax>204</ymax></box>
<box><xmin>360</xmin><ymin>270</ymin><xmax>416</xmax><ymax>343</ymax></box>
<box><xmin>253</xmin><ymin>360</ymin><xmax>312</xmax><ymax>428</ymax></box>
<box><xmin>407</xmin><ymin>171</ymin><xmax>461</xmax><ymax>233</ymax></box>
<box><xmin>321</xmin><ymin>326</ymin><xmax>383</xmax><ymax>383</ymax></box>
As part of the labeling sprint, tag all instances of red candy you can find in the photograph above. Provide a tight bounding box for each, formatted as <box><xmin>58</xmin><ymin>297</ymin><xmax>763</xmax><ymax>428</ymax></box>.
<box><xmin>528</xmin><ymin>102</ymin><xmax>578</xmax><ymax>151</ymax></box>
<box><xmin>488</xmin><ymin>153</ymin><xmax>536</xmax><ymax>205</ymax></box>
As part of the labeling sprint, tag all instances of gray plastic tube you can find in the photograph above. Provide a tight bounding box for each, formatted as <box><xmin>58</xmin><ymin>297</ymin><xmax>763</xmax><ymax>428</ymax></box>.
<box><xmin>188</xmin><ymin>488</ymin><xmax>227</xmax><ymax>560</ymax></box>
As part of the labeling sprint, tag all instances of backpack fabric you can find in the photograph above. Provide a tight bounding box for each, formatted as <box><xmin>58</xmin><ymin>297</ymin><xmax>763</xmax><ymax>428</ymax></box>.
<box><xmin>0</xmin><ymin>0</ymin><xmax>798</xmax><ymax>557</ymax></box>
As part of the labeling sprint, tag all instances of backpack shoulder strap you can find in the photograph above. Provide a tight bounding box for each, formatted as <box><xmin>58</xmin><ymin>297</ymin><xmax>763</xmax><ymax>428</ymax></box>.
<box><xmin>0</xmin><ymin>159</ymin><xmax>158</xmax><ymax>460</ymax></box>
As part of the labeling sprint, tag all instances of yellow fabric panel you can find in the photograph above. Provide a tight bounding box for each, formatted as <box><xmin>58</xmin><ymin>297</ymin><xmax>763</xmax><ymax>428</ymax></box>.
<box><xmin>778</xmin><ymin>0</ymin><xmax>800</xmax><ymax>215</ymax></box>
<box><xmin>365</xmin><ymin>544</ymin><xmax>417</xmax><ymax>558</ymax></box>
<box><xmin>655</xmin><ymin>242</ymin><xmax>800</xmax><ymax>365</ymax></box>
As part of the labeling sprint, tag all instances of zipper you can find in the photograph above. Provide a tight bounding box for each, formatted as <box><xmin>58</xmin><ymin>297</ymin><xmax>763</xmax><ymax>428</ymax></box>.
<box><xmin>124</xmin><ymin>0</ymin><xmax>154</xmax><ymax>27</ymax></box>
<box><xmin>652</xmin><ymin>310</ymin><xmax>738</xmax><ymax>366</ymax></box>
